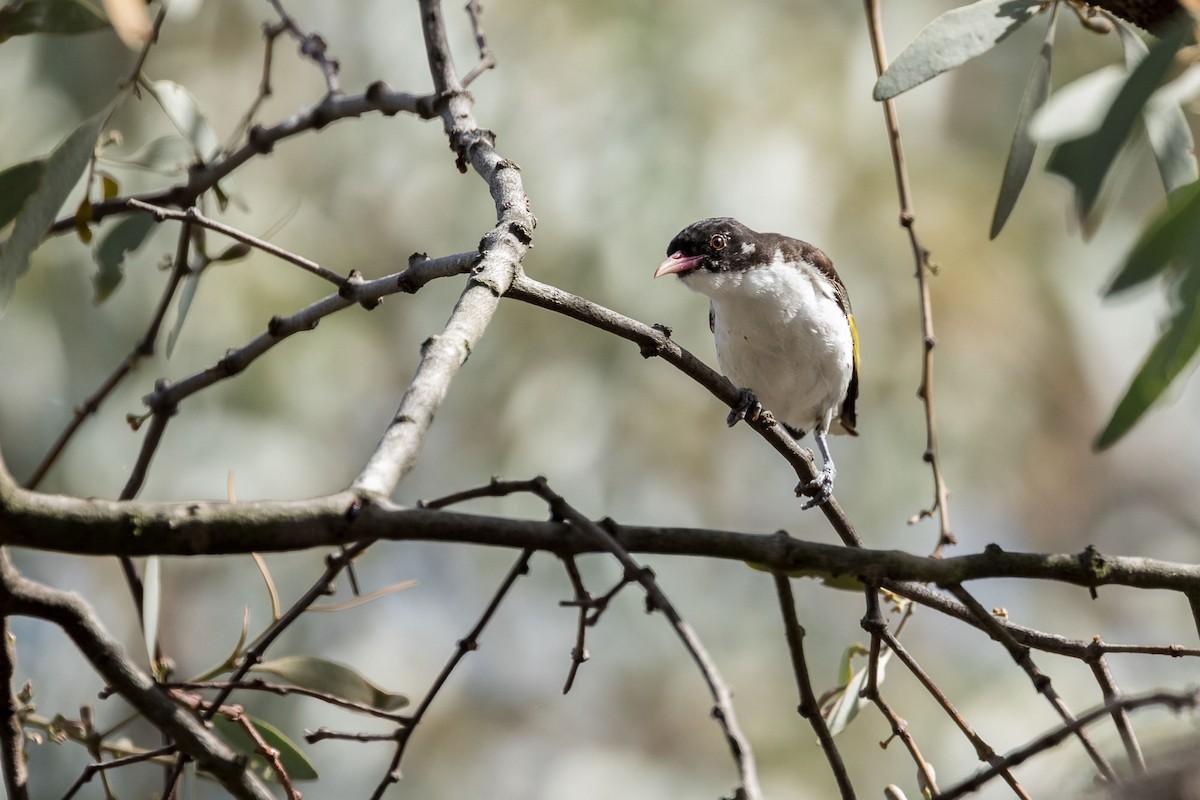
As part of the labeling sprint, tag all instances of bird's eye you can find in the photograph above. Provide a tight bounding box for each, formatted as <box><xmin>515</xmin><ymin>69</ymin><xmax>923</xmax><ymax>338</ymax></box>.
<box><xmin>709</xmin><ymin>234</ymin><xmax>727</xmax><ymax>250</ymax></box>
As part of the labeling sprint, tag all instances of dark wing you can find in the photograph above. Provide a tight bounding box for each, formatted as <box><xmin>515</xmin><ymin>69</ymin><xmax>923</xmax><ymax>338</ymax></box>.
<box><xmin>708</xmin><ymin>303</ymin><xmax>715</xmax><ymax>334</ymax></box>
<box><xmin>769</xmin><ymin>233</ymin><xmax>859</xmax><ymax>434</ymax></box>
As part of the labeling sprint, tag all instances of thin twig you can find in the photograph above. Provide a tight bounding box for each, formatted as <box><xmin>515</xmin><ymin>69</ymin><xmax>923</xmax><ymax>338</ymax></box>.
<box><xmin>877</xmin><ymin>627</ymin><xmax>1030</xmax><ymax>799</ymax></box>
<box><xmin>127</xmin><ymin>199</ymin><xmax>347</xmax><ymax>286</ymax></box>
<box><xmin>60</xmin><ymin>745</ymin><xmax>178</xmax><ymax>800</ymax></box>
<box><xmin>460</xmin><ymin>0</ymin><xmax>496</xmax><ymax>87</ymax></box>
<box><xmin>166</xmin><ymin>679</ymin><xmax>410</xmax><ymax>723</ymax></box>
<box><xmin>24</xmin><ymin>220</ymin><xmax>193</xmax><ymax>491</ymax></box>
<box><xmin>223</xmin><ymin>21</ymin><xmax>284</xmax><ymax>152</ymax></box>
<box><xmin>266</xmin><ymin>0</ymin><xmax>341</xmax><ymax>95</ymax></box>
<box><xmin>368</xmin><ymin>549</ymin><xmax>534</xmax><ymax>800</ymax></box>
<box><xmin>773</xmin><ymin>574</ymin><xmax>855</xmax><ymax>799</ymax></box>
<box><xmin>1085</xmin><ymin>647</ymin><xmax>1146</xmax><ymax>775</ymax></box>
<box><xmin>862</xmin><ymin>0</ymin><xmax>955</xmax><ymax>554</ymax></box>
<box><xmin>559</xmin><ymin>555</ymin><xmax>591</xmax><ymax>694</ymax></box>
<box><xmin>944</xmin><ymin>584</ymin><xmax>1117</xmax><ymax>783</ymax></box>
<box><xmin>937</xmin><ymin>689</ymin><xmax>1200</xmax><ymax>800</ymax></box>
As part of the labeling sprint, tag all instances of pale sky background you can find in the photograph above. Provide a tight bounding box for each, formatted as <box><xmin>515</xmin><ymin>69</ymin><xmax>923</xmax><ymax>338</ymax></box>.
<box><xmin>1</xmin><ymin>1</ymin><xmax>1199</xmax><ymax>798</ymax></box>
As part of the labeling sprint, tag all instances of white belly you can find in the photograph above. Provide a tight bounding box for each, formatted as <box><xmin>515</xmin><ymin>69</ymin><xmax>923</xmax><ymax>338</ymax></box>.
<box><xmin>682</xmin><ymin>258</ymin><xmax>853</xmax><ymax>436</ymax></box>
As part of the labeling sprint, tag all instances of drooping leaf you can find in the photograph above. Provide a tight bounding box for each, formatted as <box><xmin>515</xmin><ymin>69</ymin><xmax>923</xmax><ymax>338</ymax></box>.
<box><xmin>143</xmin><ymin>80</ymin><xmax>220</xmax><ymax>162</ymax></box>
<box><xmin>166</xmin><ymin>267</ymin><xmax>201</xmax><ymax>358</ymax></box>
<box><xmin>991</xmin><ymin>4</ymin><xmax>1057</xmax><ymax>238</ymax></box>
<box><xmin>0</xmin><ymin>160</ymin><xmax>45</xmax><ymax>229</ymax></box>
<box><xmin>92</xmin><ymin>210</ymin><xmax>156</xmax><ymax>301</ymax></box>
<box><xmin>1028</xmin><ymin>66</ymin><xmax>1126</xmax><ymax>143</ymax></box>
<box><xmin>250</xmin><ymin>655</ymin><xmax>410</xmax><ymax>711</ymax></box>
<box><xmin>0</xmin><ymin>109</ymin><xmax>107</xmax><ymax>314</ymax></box>
<box><xmin>142</xmin><ymin>80</ymin><xmax>247</xmax><ymax>210</ymax></box>
<box><xmin>873</xmin><ymin>0</ymin><xmax>1042</xmax><ymax>100</ymax></box>
<box><xmin>1115</xmin><ymin>20</ymin><xmax>1200</xmax><ymax>194</ymax></box>
<box><xmin>1095</xmin><ymin>269</ymin><xmax>1200</xmax><ymax>449</ymax></box>
<box><xmin>825</xmin><ymin>649</ymin><xmax>890</xmax><ymax>737</ymax></box>
<box><xmin>142</xmin><ymin>555</ymin><xmax>161</xmax><ymax>668</ymax></box>
<box><xmin>212</xmin><ymin>714</ymin><xmax>319</xmax><ymax>783</ymax></box>
<box><xmin>1107</xmin><ymin>181</ymin><xmax>1200</xmax><ymax>294</ymax></box>
<box><xmin>107</xmin><ymin>135</ymin><xmax>195</xmax><ymax>173</ymax></box>
<box><xmin>1045</xmin><ymin>20</ymin><xmax>1189</xmax><ymax>222</ymax></box>
<box><xmin>99</xmin><ymin>173</ymin><xmax>119</xmax><ymax>199</ymax></box>
<box><xmin>0</xmin><ymin>0</ymin><xmax>110</xmax><ymax>45</ymax></box>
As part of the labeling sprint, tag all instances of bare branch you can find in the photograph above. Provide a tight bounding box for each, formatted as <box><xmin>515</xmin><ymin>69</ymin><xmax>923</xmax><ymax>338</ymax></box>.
<box><xmin>369</xmin><ymin>549</ymin><xmax>533</xmax><ymax>799</ymax></box>
<box><xmin>862</xmin><ymin>0</ymin><xmax>955</xmax><ymax>554</ymax></box>
<box><xmin>0</xmin><ymin>617</ymin><xmax>27</xmax><ymax>800</ymax></box>
<box><xmin>937</xmin><ymin>689</ymin><xmax>1200</xmax><ymax>800</ymax></box>
<box><xmin>773</xmin><ymin>574</ymin><xmax>855</xmax><ymax>799</ymax></box>
<box><xmin>0</xmin><ymin>551</ymin><xmax>273</xmax><ymax>800</ymax></box>
<box><xmin>352</xmin><ymin>0</ymin><xmax>535</xmax><ymax>497</ymax></box>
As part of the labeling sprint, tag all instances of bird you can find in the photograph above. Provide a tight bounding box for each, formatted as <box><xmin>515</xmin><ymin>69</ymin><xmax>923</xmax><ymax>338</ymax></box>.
<box><xmin>653</xmin><ymin>217</ymin><xmax>859</xmax><ymax>509</ymax></box>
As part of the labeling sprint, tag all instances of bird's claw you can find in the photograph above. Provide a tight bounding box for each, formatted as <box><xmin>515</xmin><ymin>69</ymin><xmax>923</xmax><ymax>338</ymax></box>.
<box><xmin>727</xmin><ymin>388</ymin><xmax>764</xmax><ymax>428</ymax></box>
<box><xmin>796</xmin><ymin>466</ymin><xmax>835</xmax><ymax>510</ymax></box>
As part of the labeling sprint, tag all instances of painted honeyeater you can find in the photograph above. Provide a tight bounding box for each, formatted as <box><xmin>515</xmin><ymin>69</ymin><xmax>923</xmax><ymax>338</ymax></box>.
<box><xmin>654</xmin><ymin>217</ymin><xmax>859</xmax><ymax>508</ymax></box>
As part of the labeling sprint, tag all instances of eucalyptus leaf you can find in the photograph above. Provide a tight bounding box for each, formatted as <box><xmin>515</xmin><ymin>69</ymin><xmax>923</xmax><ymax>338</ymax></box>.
<box><xmin>142</xmin><ymin>555</ymin><xmax>161</xmax><ymax>667</ymax></box>
<box><xmin>143</xmin><ymin>80</ymin><xmax>247</xmax><ymax>210</ymax></box>
<box><xmin>1028</xmin><ymin>66</ymin><xmax>1125</xmax><ymax>143</ymax></box>
<box><xmin>0</xmin><ymin>160</ymin><xmax>44</xmax><ymax>229</ymax></box>
<box><xmin>92</xmin><ymin>211</ymin><xmax>156</xmax><ymax>302</ymax></box>
<box><xmin>0</xmin><ymin>109</ymin><xmax>107</xmax><ymax>314</ymax></box>
<box><xmin>166</xmin><ymin>267</ymin><xmax>201</xmax><ymax>358</ymax></box>
<box><xmin>1108</xmin><ymin>181</ymin><xmax>1200</xmax><ymax>295</ymax></box>
<box><xmin>873</xmin><ymin>0</ymin><xmax>1041</xmax><ymax>100</ymax></box>
<box><xmin>1046</xmin><ymin>21</ymin><xmax>1189</xmax><ymax>222</ymax></box>
<box><xmin>1095</xmin><ymin>269</ymin><xmax>1200</xmax><ymax>450</ymax></box>
<box><xmin>250</xmin><ymin>655</ymin><xmax>410</xmax><ymax>711</ymax></box>
<box><xmin>991</xmin><ymin>4</ymin><xmax>1057</xmax><ymax>239</ymax></box>
<box><xmin>1115</xmin><ymin>20</ymin><xmax>1198</xmax><ymax>194</ymax></box>
<box><xmin>109</xmin><ymin>135</ymin><xmax>195</xmax><ymax>173</ymax></box>
<box><xmin>212</xmin><ymin>714</ymin><xmax>319</xmax><ymax>783</ymax></box>
<box><xmin>0</xmin><ymin>0</ymin><xmax>109</xmax><ymax>44</ymax></box>
<box><xmin>826</xmin><ymin>650</ymin><xmax>890</xmax><ymax>737</ymax></box>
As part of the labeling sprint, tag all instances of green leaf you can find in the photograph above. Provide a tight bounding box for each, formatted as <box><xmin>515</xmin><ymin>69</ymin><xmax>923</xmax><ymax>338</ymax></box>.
<box><xmin>826</xmin><ymin>649</ymin><xmax>890</xmax><ymax>737</ymax></box>
<box><xmin>990</xmin><ymin>4</ymin><xmax>1057</xmax><ymax>239</ymax></box>
<box><xmin>1095</xmin><ymin>268</ymin><xmax>1200</xmax><ymax>449</ymax></box>
<box><xmin>0</xmin><ymin>0</ymin><xmax>109</xmax><ymax>44</ymax></box>
<box><xmin>212</xmin><ymin>714</ymin><xmax>319</xmax><ymax>783</ymax></box>
<box><xmin>1108</xmin><ymin>181</ymin><xmax>1200</xmax><ymax>295</ymax></box>
<box><xmin>92</xmin><ymin>211</ymin><xmax>156</xmax><ymax>302</ymax></box>
<box><xmin>0</xmin><ymin>160</ymin><xmax>45</xmax><ymax>230</ymax></box>
<box><xmin>142</xmin><ymin>80</ymin><xmax>247</xmax><ymax>211</ymax></box>
<box><xmin>1028</xmin><ymin>66</ymin><xmax>1125</xmax><ymax>143</ymax></box>
<box><xmin>166</xmin><ymin>267</ymin><xmax>201</xmax><ymax>358</ymax></box>
<box><xmin>107</xmin><ymin>135</ymin><xmax>195</xmax><ymax>173</ymax></box>
<box><xmin>142</xmin><ymin>555</ymin><xmax>161</xmax><ymax>667</ymax></box>
<box><xmin>1046</xmin><ymin>20</ymin><xmax>1190</xmax><ymax>222</ymax></box>
<box><xmin>1115</xmin><ymin>21</ymin><xmax>1200</xmax><ymax>195</ymax></box>
<box><xmin>250</xmin><ymin>655</ymin><xmax>410</xmax><ymax>711</ymax></box>
<box><xmin>0</xmin><ymin>109</ymin><xmax>107</xmax><ymax>314</ymax></box>
<box><xmin>144</xmin><ymin>80</ymin><xmax>220</xmax><ymax>162</ymax></box>
<box><xmin>873</xmin><ymin>0</ymin><xmax>1042</xmax><ymax>100</ymax></box>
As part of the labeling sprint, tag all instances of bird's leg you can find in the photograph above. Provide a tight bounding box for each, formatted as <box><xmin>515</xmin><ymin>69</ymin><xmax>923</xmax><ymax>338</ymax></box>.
<box><xmin>796</xmin><ymin>429</ymin><xmax>836</xmax><ymax>509</ymax></box>
<box><xmin>727</xmin><ymin>388</ymin><xmax>765</xmax><ymax>428</ymax></box>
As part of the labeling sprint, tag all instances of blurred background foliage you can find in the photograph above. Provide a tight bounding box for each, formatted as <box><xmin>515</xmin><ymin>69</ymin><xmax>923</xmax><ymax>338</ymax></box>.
<box><xmin>1</xmin><ymin>0</ymin><xmax>1199</xmax><ymax>797</ymax></box>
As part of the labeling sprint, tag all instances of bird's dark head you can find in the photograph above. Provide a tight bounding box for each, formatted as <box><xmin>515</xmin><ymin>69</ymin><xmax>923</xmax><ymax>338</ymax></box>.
<box><xmin>654</xmin><ymin>217</ymin><xmax>759</xmax><ymax>279</ymax></box>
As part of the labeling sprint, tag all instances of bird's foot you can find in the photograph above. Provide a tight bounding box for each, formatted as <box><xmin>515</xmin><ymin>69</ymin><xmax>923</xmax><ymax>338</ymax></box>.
<box><xmin>795</xmin><ymin>464</ymin><xmax>835</xmax><ymax>510</ymax></box>
<box><xmin>727</xmin><ymin>388</ymin><xmax>764</xmax><ymax>428</ymax></box>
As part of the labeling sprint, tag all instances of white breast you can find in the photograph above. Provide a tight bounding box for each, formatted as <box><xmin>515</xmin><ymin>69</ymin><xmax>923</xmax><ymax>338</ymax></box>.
<box><xmin>680</xmin><ymin>253</ymin><xmax>853</xmax><ymax>436</ymax></box>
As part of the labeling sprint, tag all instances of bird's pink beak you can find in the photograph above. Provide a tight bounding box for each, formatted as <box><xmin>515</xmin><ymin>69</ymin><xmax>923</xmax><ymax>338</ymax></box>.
<box><xmin>654</xmin><ymin>251</ymin><xmax>706</xmax><ymax>278</ymax></box>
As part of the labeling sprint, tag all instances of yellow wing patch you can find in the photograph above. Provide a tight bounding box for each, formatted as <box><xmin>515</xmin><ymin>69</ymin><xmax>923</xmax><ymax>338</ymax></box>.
<box><xmin>848</xmin><ymin>313</ymin><xmax>860</xmax><ymax>374</ymax></box>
